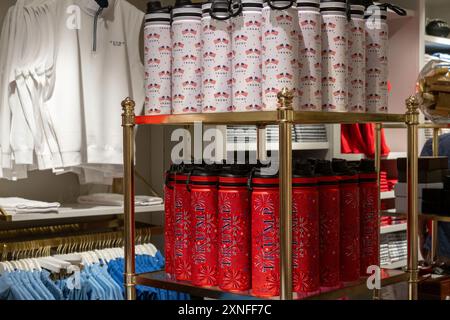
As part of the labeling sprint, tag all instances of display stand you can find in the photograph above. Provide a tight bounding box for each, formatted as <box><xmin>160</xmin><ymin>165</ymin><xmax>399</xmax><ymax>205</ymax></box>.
<box><xmin>121</xmin><ymin>89</ymin><xmax>420</xmax><ymax>300</ymax></box>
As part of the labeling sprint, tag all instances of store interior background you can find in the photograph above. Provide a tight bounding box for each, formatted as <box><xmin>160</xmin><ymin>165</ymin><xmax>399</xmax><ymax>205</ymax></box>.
<box><xmin>0</xmin><ymin>0</ymin><xmax>448</xmax><ymax>299</ymax></box>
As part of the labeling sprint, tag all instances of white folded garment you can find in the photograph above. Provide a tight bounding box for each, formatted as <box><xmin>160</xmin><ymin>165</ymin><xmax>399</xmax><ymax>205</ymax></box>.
<box><xmin>77</xmin><ymin>193</ymin><xmax>163</xmax><ymax>207</ymax></box>
<box><xmin>0</xmin><ymin>197</ymin><xmax>60</xmax><ymax>214</ymax></box>
<box><xmin>394</xmin><ymin>182</ymin><xmax>443</xmax><ymax>198</ymax></box>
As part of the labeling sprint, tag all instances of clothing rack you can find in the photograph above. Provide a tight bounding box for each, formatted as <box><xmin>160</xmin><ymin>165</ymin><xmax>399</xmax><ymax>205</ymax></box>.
<box><xmin>121</xmin><ymin>89</ymin><xmax>422</xmax><ymax>300</ymax></box>
<box><xmin>0</xmin><ymin>226</ymin><xmax>161</xmax><ymax>261</ymax></box>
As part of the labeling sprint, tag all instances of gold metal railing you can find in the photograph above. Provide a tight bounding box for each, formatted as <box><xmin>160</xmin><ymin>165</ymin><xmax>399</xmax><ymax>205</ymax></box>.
<box><xmin>122</xmin><ymin>90</ymin><xmax>422</xmax><ymax>301</ymax></box>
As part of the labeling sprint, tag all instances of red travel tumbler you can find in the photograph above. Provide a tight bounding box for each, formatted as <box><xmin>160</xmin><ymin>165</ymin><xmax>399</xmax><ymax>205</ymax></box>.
<box><xmin>218</xmin><ymin>166</ymin><xmax>251</xmax><ymax>292</ymax></box>
<box><xmin>332</xmin><ymin>159</ymin><xmax>361</xmax><ymax>283</ymax></box>
<box><xmin>190</xmin><ymin>166</ymin><xmax>220</xmax><ymax>287</ymax></box>
<box><xmin>315</xmin><ymin>160</ymin><xmax>341</xmax><ymax>290</ymax></box>
<box><xmin>358</xmin><ymin>159</ymin><xmax>380</xmax><ymax>276</ymax></box>
<box><xmin>292</xmin><ymin>162</ymin><xmax>320</xmax><ymax>297</ymax></box>
<box><xmin>164</xmin><ymin>165</ymin><xmax>176</xmax><ymax>277</ymax></box>
<box><xmin>174</xmin><ymin>164</ymin><xmax>193</xmax><ymax>281</ymax></box>
<box><xmin>250</xmin><ymin>168</ymin><xmax>280</xmax><ymax>297</ymax></box>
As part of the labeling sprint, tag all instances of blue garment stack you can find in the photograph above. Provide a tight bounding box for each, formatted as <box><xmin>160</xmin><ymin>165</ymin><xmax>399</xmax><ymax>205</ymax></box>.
<box><xmin>0</xmin><ymin>252</ymin><xmax>190</xmax><ymax>300</ymax></box>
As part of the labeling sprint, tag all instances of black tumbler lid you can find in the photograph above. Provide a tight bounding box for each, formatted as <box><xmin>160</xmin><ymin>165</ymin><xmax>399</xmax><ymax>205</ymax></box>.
<box><xmin>332</xmin><ymin>158</ymin><xmax>356</xmax><ymax>175</ymax></box>
<box><xmin>359</xmin><ymin>159</ymin><xmax>376</xmax><ymax>173</ymax></box>
<box><xmin>314</xmin><ymin>160</ymin><xmax>334</xmax><ymax>176</ymax></box>
<box><xmin>174</xmin><ymin>0</ymin><xmax>202</xmax><ymax>9</ymax></box>
<box><xmin>293</xmin><ymin>161</ymin><xmax>315</xmax><ymax>177</ymax></box>
<box><xmin>252</xmin><ymin>167</ymin><xmax>279</xmax><ymax>178</ymax></box>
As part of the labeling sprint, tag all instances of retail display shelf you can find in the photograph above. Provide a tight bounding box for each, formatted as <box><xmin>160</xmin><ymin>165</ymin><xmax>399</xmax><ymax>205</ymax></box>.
<box><xmin>380</xmin><ymin>223</ymin><xmax>407</xmax><ymax>234</ymax></box>
<box><xmin>425</xmin><ymin>35</ymin><xmax>450</xmax><ymax>52</ymax></box>
<box><xmin>381</xmin><ymin>190</ymin><xmax>395</xmax><ymax>200</ymax></box>
<box><xmin>226</xmin><ymin>141</ymin><xmax>330</xmax><ymax>152</ymax></box>
<box><xmin>135</xmin><ymin>112</ymin><xmax>406</xmax><ymax>126</ymax></box>
<box><xmin>0</xmin><ymin>204</ymin><xmax>164</xmax><ymax>222</ymax></box>
<box><xmin>135</xmin><ymin>269</ymin><xmax>407</xmax><ymax>301</ymax></box>
<box><xmin>381</xmin><ymin>209</ymin><xmax>450</xmax><ymax>223</ymax></box>
<box><xmin>382</xmin><ymin>260</ymin><xmax>407</xmax><ymax>270</ymax></box>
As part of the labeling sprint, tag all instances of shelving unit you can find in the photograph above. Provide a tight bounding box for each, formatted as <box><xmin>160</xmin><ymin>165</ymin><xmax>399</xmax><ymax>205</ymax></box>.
<box><xmin>0</xmin><ymin>204</ymin><xmax>164</xmax><ymax>222</ymax></box>
<box><xmin>381</xmin><ymin>223</ymin><xmax>407</xmax><ymax>234</ymax></box>
<box><xmin>382</xmin><ymin>260</ymin><xmax>408</xmax><ymax>270</ymax></box>
<box><xmin>122</xmin><ymin>91</ymin><xmax>421</xmax><ymax>301</ymax></box>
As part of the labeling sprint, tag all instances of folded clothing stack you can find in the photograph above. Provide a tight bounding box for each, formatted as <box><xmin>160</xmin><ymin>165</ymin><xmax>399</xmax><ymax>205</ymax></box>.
<box><xmin>77</xmin><ymin>193</ymin><xmax>163</xmax><ymax>207</ymax></box>
<box><xmin>422</xmin><ymin>175</ymin><xmax>450</xmax><ymax>216</ymax></box>
<box><xmin>395</xmin><ymin>157</ymin><xmax>448</xmax><ymax>215</ymax></box>
<box><xmin>0</xmin><ymin>198</ymin><xmax>60</xmax><ymax>214</ymax></box>
<box><xmin>380</xmin><ymin>232</ymin><xmax>408</xmax><ymax>266</ymax></box>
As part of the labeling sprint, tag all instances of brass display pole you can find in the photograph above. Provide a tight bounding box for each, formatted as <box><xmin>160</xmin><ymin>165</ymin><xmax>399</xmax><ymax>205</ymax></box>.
<box><xmin>277</xmin><ymin>89</ymin><xmax>294</xmax><ymax>300</ymax></box>
<box><xmin>374</xmin><ymin>123</ymin><xmax>382</xmax><ymax>300</ymax></box>
<box><xmin>122</xmin><ymin>97</ymin><xmax>137</xmax><ymax>300</ymax></box>
<box><xmin>430</xmin><ymin>128</ymin><xmax>440</xmax><ymax>263</ymax></box>
<box><xmin>405</xmin><ymin>96</ymin><xmax>420</xmax><ymax>300</ymax></box>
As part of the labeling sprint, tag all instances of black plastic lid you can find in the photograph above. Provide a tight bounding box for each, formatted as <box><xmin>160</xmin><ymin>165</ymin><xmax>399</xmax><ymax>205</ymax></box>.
<box><xmin>293</xmin><ymin>161</ymin><xmax>315</xmax><ymax>177</ymax></box>
<box><xmin>349</xmin><ymin>0</ymin><xmax>364</xmax><ymax>5</ymax></box>
<box><xmin>332</xmin><ymin>158</ymin><xmax>357</xmax><ymax>176</ymax></box>
<box><xmin>147</xmin><ymin>1</ymin><xmax>169</xmax><ymax>13</ymax></box>
<box><xmin>174</xmin><ymin>0</ymin><xmax>203</xmax><ymax>9</ymax></box>
<box><xmin>320</xmin><ymin>0</ymin><xmax>346</xmax><ymax>3</ymax></box>
<box><xmin>359</xmin><ymin>159</ymin><xmax>376</xmax><ymax>173</ymax></box>
<box><xmin>314</xmin><ymin>160</ymin><xmax>334</xmax><ymax>176</ymax></box>
<box><xmin>220</xmin><ymin>165</ymin><xmax>252</xmax><ymax>178</ymax></box>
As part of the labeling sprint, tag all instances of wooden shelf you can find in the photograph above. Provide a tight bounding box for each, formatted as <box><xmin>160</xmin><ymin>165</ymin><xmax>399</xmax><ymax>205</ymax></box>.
<box><xmin>135</xmin><ymin>269</ymin><xmax>407</xmax><ymax>300</ymax></box>
<box><xmin>0</xmin><ymin>204</ymin><xmax>164</xmax><ymax>222</ymax></box>
<box><xmin>382</xmin><ymin>260</ymin><xmax>407</xmax><ymax>270</ymax></box>
<box><xmin>136</xmin><ymin>111</ymin><xmax>405</xmax><ymax>126</ymax></box>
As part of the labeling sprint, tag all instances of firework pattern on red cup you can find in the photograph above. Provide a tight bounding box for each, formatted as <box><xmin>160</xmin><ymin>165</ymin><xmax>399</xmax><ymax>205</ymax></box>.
<box><xmin>201</xmin><ymin>3</ymin><xmax>232</xmax><ymax>113</ymax></box>
<box><xmin>164</xmin><ymin>169</ymin><xmax>176</xmax><ymax>277</ymax></box>
<box><xmin>359</xmin><ymin>172</ymin><xmax>380</xmax><ymax>276</ymax></box>
<box><xmin>365</xmin><ymin>7</ymin><xmax>388</xmax><ymax>113</ymax></box>
<box><xmin>348</xmin><ymin>5</ymin><xmax>366</xmax><ymax>113</ymax></box>
<box><xmin>144</xmin><ymin>11</ymin><xmax>172</xmax><ymax>115</ymax></box>
<box><xmin>338</xmin><ymin>175</ymin><xmax>361</xmax><ymax>283</ymax></box>
<box><xmin>321</xmin><ymin>1</ymin><xmax>348</xmax><ymax>112</ymax></box>
<box><xmin>172</xmin><ymin>6</ymin><xmax>202</xmax><ymax>114</ymax></box>
<box><xmin>251</xmin><ymin>175</ymin><xmax>280</xmax><ymax>297</ymax></box>
<box><xmin>297</xmin><ymin>0</ymin><xmax>321</xmax><ymax>111</ymax></box>
<box><xmin>318</xmin><ymin>175</ymin><xmax>341</xmax><ymax>289</ymax></box>
<box><xmin>292</xmin><ymin>176</ymin><xmax>320</xmax><ymax>296</ymax></box>
<box><xmin>218</xmin><ymin>176</ymin><xmax>251</xmax><ymax>292</ymax></box>
<box><xmin>174</xmin><ymin>173</ymin><xmax>192</xmax><ymax>281</ymax></box>
<box><xmin>262</xmin><ymin>2</ymin><xmax>300</xmax><ymax>110</ymax></box>
<box><xmin>190</xmin><ymin>174</ymin><xmax>219</xmax><ymax>287</ymax></box>
<box><xmin>231</xmin><ymin>1</ymin><xmax>264</xmax><ymax>112</ymax></box>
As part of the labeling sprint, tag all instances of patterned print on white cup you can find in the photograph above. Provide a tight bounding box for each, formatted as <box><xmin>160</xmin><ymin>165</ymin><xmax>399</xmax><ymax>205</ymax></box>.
<box><xmin>144</xmin><ymin>11</ymin><xmax>171</xmax><ymax>115</ymax></box>
<box><xmin>348</xmin><ymin>4</ymin><xmax>366</xmax><ymax>113</ymax></box>
<box><xmin>232</xmin><ymin>2</ymin><xmax>264</xmax><ymax>112</ymax></box>
<box><xmin>202</xmin><ymin>4</ymin><xmax>232</xmax><ymax>113</ymax></box>
<box><xmin>298</xmin><ymin>0</ymin><xmax>321</xmax><ymax>111</ymax></box>
<box><xmin>365</xmin><ymin>8</ymin><xmax>388</xmax><ymax>113</ymax></box>
<box><xmin>172</xmin><ymin>9</ymin><xmax>202</xmax><ymax>115</ymax></box>
<box><xmin>262</xmin><ymin>2</ymin><xmax>300</xmax><ymax>111</ymax></box>
<box><xmin>321</xmin><ymin>1</ymin><xmax>348</xmax><ymax>112</ymax></box>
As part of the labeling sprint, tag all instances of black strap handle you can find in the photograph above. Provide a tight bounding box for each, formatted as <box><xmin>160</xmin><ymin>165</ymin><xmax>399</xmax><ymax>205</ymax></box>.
<box><xmin>230</xmin><ymin>0</ymin><xmax>243</xmax><ymax>17</ymax></box>
<box><xmin>379</xmin><ymin>3</ymin><xmax>407</xmax><ymax>16</ymax></box>
<box><xmin>267</xmin><ymin>0</ymin><xmax>295</xmax><ymax>10</ymax></box>
<box><xmin>247</xmin><ymin>167</ymin><xmax>256</xmax><ymax>192</ymax></box>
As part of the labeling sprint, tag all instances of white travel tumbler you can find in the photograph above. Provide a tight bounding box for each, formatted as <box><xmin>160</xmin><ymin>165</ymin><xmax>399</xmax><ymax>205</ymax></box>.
<box><xmin>231</xmin><ymin>0</ymin><xmax>264</xmax><ymax>112</ymax></box>
<box><xmin>144</xmin><ymin>1</ymin><xmax>172</xmax><ymax>115</ymax></box>
<box><xmin>348</xmin><ymin>1</ymin><xmax>366</xmax><ymax>113</ymax></box>
<box><xmin>320</xmin><ymin>0</ymin><xmax>348</xmax><ymax>112</ymax></box>
<box><xmin>172</xmin><ymin>0</ymin><xmax>203</xmax><ymax>114</ymax></box>
<box><xmin>297</xmin><ymin>0</ymin><xmax>321</xmax><ymax>111</ymax></box>
<box><xmin>262</xmin><ymin>0</ymin><xmax>300</xmax><ymax>111</ymax></box>
<box><xmin>202</xmin><ymin>1</ymin><xmax>233</xmax><ymax>113</ymax></box>
<box><xmin>365</xmin><ymin>5</ymin><xmax>388</xmax><ymax>113</ymax></box>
